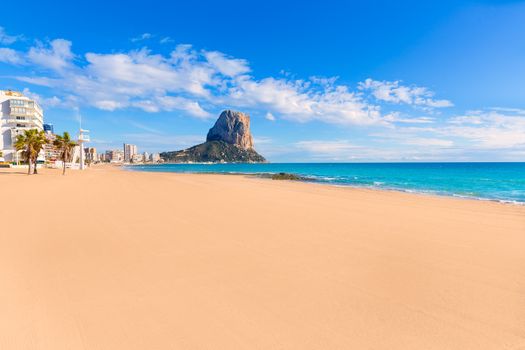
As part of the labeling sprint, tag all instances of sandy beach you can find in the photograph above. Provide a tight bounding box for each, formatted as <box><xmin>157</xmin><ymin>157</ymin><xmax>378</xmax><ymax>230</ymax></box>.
<box><xmin>1</xmin><ymin>165</ymin><xmax>524</xmax><ymax>350</ymax></box>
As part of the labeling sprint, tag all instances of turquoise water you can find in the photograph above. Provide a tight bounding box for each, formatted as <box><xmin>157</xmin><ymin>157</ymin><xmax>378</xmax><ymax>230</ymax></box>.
<box><xmin>128</xmin><ymin>163</ymin><xmax>525</xmax><ymax>204</ymax></box>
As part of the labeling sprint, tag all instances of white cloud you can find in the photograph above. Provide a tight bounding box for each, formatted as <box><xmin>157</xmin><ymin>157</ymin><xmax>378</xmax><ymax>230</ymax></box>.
<box><xmin>131</xmin><ymin>33</ymin><xmax>153</xmax><ymax>42</ymax></box>
<box><xmin>0</xmin><ymin>33</ymin><xmax>471</xmax><ymax>132</ymax></box>
<box><xmin>359</xmin><ymin>78</ymin><xmax>453</xmax><ymax>108</ymax></box>
<box><xmin>0</xmin><ymin>48</ymin><xmax>24</xmax><ymax>64</ymax></box>
<box><xmin>383</xmin><ymin>112</ymin><xmax>435</xmax><ymax>124</ymax></box>
<box><xmin>122</xmin><ymin>133</ymin><xmax>204</xmax><ymax>148</ymax></box>
<box><xmin>204</xmin><ymin>51</ymin><xmax>250</xmax><ymax>77</ymax></box>
<box><xmin>160</xmin><ymin>37</ymin><xmax>174</xmax><ymax>44</ymax></box>
<box><xmin>9</xmin><ymin>39</ymin><xmax>387</xmax><ymax>125</ymax></box>
<box><xmin>265</xmin><ymin>112</ymin><xmax>276</xmax><ymax>121</ymax></box>
<box><xmin>27</xmin><ymin>39</ymin><xmax>74</xmax><ymax>71</ymax></box>
<box><xmin>404</xmin><ymin>138</ymin><xmax>454</xmax><ymax>147</ymax></box>
<box><xmin>128</xmin><ymin>97</ymin><xmax>211</xmax><ymax>118</ymax></box>
<box><xmin>227</xmin><ymin>77</ymin><xmax>383</xmax><ymax>125</ymax></box>
<box><xmin>445</xmin><ymin>110</ymin><xmax>525</xmax><ymax>148</ymax></box>
<box><xmin>295</xmin><ymin>140</ymin><xmax>359</xmax><ymax>154</ymax></box>
<box><xmin>0</xmin><ymin>27</ymin><xmax>21</xmax><ymax>45</ymax></box>
<box><xmin>21</xmin><ymin>88</ymin><xmax>63</xmax><ymax>108</ymax></box>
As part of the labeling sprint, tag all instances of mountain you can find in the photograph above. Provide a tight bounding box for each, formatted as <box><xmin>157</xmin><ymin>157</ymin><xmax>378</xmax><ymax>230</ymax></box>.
<box><xmin>160</xmin><ymin>110</ymin><xmax>266</xmax><ymax>163</ymax></box>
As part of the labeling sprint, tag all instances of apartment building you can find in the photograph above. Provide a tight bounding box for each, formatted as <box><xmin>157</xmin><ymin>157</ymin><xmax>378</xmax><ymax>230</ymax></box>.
<box><xmin>0</xmin><ymin>90</ymin><xmax>44</xmax><ymax>162</ymax></box>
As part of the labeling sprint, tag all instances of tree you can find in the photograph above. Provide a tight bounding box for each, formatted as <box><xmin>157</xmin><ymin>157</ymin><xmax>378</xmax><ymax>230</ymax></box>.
<box><xmin>31</xmin><ymin>131</ymin><xmax>48</xmax><ymax>174</ymax></box>
<box><xmin>53</xmin><ymin>132</ymin><xmax>77</xmax><ymax>175</ymax></box>
<box><xmin>14</xmin><ymin>129</ymin><xmax>48</xmax><ymax>175</ymax></box>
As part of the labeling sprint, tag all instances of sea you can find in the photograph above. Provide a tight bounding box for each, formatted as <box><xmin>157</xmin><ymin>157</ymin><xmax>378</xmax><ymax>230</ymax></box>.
<box><xmin>127</xmin><ymin>162</ymin><xmax>525</xmax><ymax>204</ymax></box>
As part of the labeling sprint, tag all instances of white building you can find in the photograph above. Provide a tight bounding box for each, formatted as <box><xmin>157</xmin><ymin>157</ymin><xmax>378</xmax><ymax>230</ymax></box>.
<box><xmin>131</xmin><ymin>153</ymin><xmax>144</xmax><ymax>163</ymax></box>
<box><xmin>123</xmin><ymin>143</ymin><xmax>137</xmax><ymax>163</ymax></box>
<box><xmin>0</xmin><ymin>90</ymin><xmax>44</xmax><ymax>162</ymax></box>
<box><xmin>85</xmin><ymin>147</ymin><xmax>98</xmax><ymax>163</ymax></box>
<box><xmin>150</xmin><ymin>153</ymin><xmax>161</xmax><ymax>163</ymax></box>
<box><xmin>108</xmin><ymin>149</ymin><xmax>124</xmax><ymax>163</ymax></box>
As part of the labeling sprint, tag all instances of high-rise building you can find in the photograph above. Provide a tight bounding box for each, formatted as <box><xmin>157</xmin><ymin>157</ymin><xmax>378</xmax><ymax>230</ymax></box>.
<box><xmin>84</xmin><ymin>147</ymin><xmax>98</xmax><ymax>164</ymax></box>
<box><xmin>123</xmin><ymin>143</ymin><xmax>138</xmax><ymax>162</ymax></box>
<box><xmin>108</xmin><ymin>149</ymin><xmax>124</xmax><ymax>163</ymax></box>
<box><xmin>143</xmin><ymin>151</ymin><xmax>150</xmax><ymax>163</ymax></box>
<box><xmin>0</xmin><ymin>90</ymin><xmax>44</xmax><ymax>162</ymax></box>
<box><xmin>150</xmin><ymin>153</ymin><xmax>161</xmax><ymax>163</ymax></box>
<box><xmin>131</xmin><ymin>153</ymin><xmax>144</xmax><ymax>163</ymax></box>
<box><xmin>43</xmin><ymin>133</ymin><xmax>60</xmax><ymax>163</ymax></box>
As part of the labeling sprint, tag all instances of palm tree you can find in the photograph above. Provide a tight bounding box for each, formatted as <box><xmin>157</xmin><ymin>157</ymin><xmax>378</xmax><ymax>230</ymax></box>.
<box><xmin>53</xmin><ymin>132</ymin><xmax>77</xmax><ymax>175</ymax></box>
<box><xmin>14</xmin><ymin>129</ymin><xmax>48</xmax><ymax>175</ymax></box>
<box><xmin>31</xmin><ymin>131</ymin><xmax>48</xmax><ymax>174</ymax></box>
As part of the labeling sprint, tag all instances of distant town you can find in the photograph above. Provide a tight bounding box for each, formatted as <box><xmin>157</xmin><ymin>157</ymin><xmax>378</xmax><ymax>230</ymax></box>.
<box><xmin>0</xmin><ymin>89</ymin><xmax>162</xmax><ymax>168</ymax></box>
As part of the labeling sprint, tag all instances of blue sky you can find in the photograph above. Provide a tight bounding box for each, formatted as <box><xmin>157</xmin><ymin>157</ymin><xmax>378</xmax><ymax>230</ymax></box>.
<box><xmin>1</xmin><ymin>0</ymin><xmax>524</xmax><ymax>161</ymax></box>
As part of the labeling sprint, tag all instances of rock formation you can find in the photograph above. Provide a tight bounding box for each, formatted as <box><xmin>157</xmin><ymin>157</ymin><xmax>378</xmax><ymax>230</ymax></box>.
<box><xmin>160</xmin><ymin>110</ymin><xmax>266</xmax><ymax>163</ymax></box>
<box><xmin>206</xmin><ymin>110</ymin><xmax>254</xmax><ymax>150</ymax></box>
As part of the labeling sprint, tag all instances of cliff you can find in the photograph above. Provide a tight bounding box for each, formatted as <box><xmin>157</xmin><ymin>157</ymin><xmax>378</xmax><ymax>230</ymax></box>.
<box><xmin>161</xmin><ymin>110</ymin><xmax>266</xmax><ymax>163</ymax></box>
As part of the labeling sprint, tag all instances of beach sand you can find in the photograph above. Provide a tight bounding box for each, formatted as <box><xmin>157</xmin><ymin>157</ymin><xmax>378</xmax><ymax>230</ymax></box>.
<box><xmin>1</xmin><ymin>165</ymin><xmax>524</xmax><ymax>350</ymax></box>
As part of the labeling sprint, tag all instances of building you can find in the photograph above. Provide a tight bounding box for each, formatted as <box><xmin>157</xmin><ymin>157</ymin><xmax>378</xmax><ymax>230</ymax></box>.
<box><xmin>108</xmin><ymin>149</ymin><xmax>124</xmax><ymax>163</ymax></box>
<box><xmin>0</xmin><ymin>90</ymin><xmax>44</xmax><ymax>162</ymax></box>
<box><xmin>84</xmin><ymin>147</ymin><xmax>98</xmax><ymax>164</ymax></box>
<box><xmin>150</xmin><ymin>153</ymin><xmax>161</xmax><ymax>163</ymax></box>
<box><xmin>131</xmin><ymin>153</ymin><xmax>144</xmax><ymax>163</ymax></box>
<box><xmin>43</xmin><ymin>132</ymin><xmax>61</xmax><ymax>164</ymax></box>
<box><xmin>143</xmin><ymin>152</ymin><xmax>150</xmax><ymax>163</ymax></box>
<box><xmin>43</xmin><ymin>123</ymin><xmax>54</xmax><ymax>134</ymax></box>
<box><xmin>123</xmin><ymin>143</ymin><xmax>138</xmax><ymax>163</ymax></box>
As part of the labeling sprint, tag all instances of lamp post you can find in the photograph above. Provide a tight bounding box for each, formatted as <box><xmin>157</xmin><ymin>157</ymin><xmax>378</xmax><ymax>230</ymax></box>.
<box><xmin>78</xmin><ymin>128</ymin><xmax>90</xmax><ymax>170</ymax></box>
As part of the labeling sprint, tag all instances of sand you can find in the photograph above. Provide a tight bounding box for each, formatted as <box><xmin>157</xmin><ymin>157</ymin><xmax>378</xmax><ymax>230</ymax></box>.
<box><xmin>0</xmin><ymin>165</ymin><xmax>524</xmax><ymax>350</ymax></box>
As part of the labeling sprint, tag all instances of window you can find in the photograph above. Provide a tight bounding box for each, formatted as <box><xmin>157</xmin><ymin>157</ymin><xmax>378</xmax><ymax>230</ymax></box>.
<box><xmin>11</xmin><ymin>107</ymin><xmax>26</xmax><ymax>114</ymax></box>
<box><xmin>10</xmin><ymin>99</ymin><xmax>24</xmax><ymax>106</ymax></box>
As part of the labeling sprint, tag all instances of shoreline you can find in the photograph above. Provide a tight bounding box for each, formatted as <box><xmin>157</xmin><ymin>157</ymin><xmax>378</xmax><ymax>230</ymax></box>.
<box><xmin>123</xmin><ymin>165</ymin><xmax>525</xmax><ymax>207</ymax></box>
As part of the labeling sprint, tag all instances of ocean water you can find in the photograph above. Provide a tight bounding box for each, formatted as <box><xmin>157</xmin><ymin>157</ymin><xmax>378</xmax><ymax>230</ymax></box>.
<box><xmin>128</xmin><ymin>163</ymin><xmax>525</xmax><ymax>204</ymax></box>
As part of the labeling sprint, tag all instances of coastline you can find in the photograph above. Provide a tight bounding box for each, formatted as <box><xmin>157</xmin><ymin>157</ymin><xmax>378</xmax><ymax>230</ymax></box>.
<box><xmin>124</xmin><ymin>164</ymin><xmax>525</xmax><ymax>206</ymax></box>
<box><xmin>1</xmin><ymin>165</ymin><xmax>524</xmax><ymax>349</ymax></box>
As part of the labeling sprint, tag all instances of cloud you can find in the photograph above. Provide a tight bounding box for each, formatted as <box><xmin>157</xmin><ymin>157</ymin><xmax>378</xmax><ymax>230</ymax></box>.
<box><xmin>160</xmin><ymin>37</ymin><xmax>174</xmax><ymax>44</ymax></box>
<box><xmin>445</xmin><ymin>110</ymin><xmax>525</xmax><ymax>148</ymax></box>
<box><xmin>27</xmin><ymin>39</ymin><xmax>74</xmax><ymax>71</ymax></box>
<box><xmin>403</xmin><ymin>138</ymin><xmax>454</xmax><ymax>147</ymax></box>
<box><xmin>131</xmin><ymin>33</ymin><xmax>153</xmax><ymax>42</ymax></box>
<box><xmin>383</xmin><ymin>112</ymin><xmax>436</xmax><ymax>124</ymax></box>
<box><xmin>0</xmin><ymin>31</ymin><xmax>471</xmax><ymax>132</ymax></box>
<box><xmin>265</xmin><ymin>112</ymin><xmax>276</xmax><ymax>121</ymax></box>
<box><xmin>21</xmin><ymin>88</ymin><xmax>63</xmax><ymax>108</ymax></box>
<box><xmin>359</xmin><ymin>78</ymin><xmax>453</xmax><ymax>108</ymax></box>
<box><xmin>204</xmin><ymin>51</ymin><xmax>250</xmax><ymax>77</ymax></box>
<box><xmin>122</xmin><ymin>133</ymin><xmax>204</xmax><ymax>148</ymax></box>
<box><xmin>8</xmin><ymin>38</ymin><xmax>387</xmax><ymax>125</ymax></box>
<box><xmin>0</xmin><ymin>48</ymin><xmax>24</xmax><ymax>64</ymax></box>
<box><xmin>295</xmin><ymin>140</ymin><xmax>359</xmax><ymax>154</ymax></box>
<box><xmin>227</xmin><ymin>76</ymin><xmax>383</xmax><ymax>125</ymax></box>
<box><xmin>0</xmin><ymin>27</ymin><xmax>21</xmax><ymax>45</ymax></box>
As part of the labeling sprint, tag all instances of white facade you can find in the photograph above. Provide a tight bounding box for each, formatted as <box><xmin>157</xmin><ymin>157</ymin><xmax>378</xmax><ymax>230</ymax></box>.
<box><xmin>150</xmin><ymin>153</ymin><xmax>161</xmax><ymax>163</ymax></box>
<box><xmin>108</xmin><ymin>149</ymin><xmax>124</xmax><ymax>163</ymax></box>
<box><xmin>123</xmin><ymin>143</ymin><xmax>138</xmax><ymax>162</ymax></box>
<box><xmin>131</xmin><ymin>153</ymin><xmax>144</xmax><ymax>163</ymax></box>
<box><xmin>0</xmin><ymin>90</ymin><xmax>44</xmax><ymax>162</ymax></box>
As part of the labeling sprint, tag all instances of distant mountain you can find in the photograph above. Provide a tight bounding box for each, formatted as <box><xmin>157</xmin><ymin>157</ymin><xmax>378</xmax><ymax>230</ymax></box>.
<box><xmin>161</xmin><ymin>110</ymin><xmax>266</xmax><ymax>163</ymax></box>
